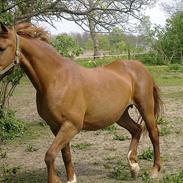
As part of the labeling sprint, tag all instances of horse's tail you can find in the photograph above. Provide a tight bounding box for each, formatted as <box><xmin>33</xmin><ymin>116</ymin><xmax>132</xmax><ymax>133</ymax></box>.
<box><xmin>153</xmin><ymin>83</ymin><xmax>162</xmax><ymax>119</ymax></box>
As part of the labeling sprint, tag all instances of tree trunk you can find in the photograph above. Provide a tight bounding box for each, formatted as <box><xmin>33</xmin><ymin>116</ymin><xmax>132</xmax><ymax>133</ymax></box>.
<box><xmin>127</xmin><ymin>44</ymin><xmax>131</xmax><ymax>60</ymax></box>
<box><xmin>88</xmin><ymin>18</ymin><xmax>100</xmax><ymax>60</ymax></box>
<box><xmin>88</xmin><ymin>0</ymin><xmax>100</xmax><ymax>60</ymax></box>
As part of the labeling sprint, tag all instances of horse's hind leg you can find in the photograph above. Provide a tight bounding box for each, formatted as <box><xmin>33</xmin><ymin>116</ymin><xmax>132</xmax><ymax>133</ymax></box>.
<box><xmin>117</xmin><ymin>107</ymin><xmax>142</xmax><ymax>178</ymax></box>
<box><xmin>135</xmin><ymin>97</ymin><xmax>161</xmax><ymax>178</ymax></box>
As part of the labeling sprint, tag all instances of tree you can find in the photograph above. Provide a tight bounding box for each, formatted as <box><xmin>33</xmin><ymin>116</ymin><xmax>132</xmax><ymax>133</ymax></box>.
<box><xmin>109</xmin><ymin>27</ymin><xmax>126</xmax><ymax>54</ymax></box>
<box><xmin>0</xmin><ymin>0</ymin><xmax>158</xmax><ymax>58</ymax></box>
<box><xmin>158</xmin><ymin>11</ymin><xmax>183</xmax><ymax>64</ymax></box>
<box><xmin>52</xmin><ymin>34</ymin><xmax>83</xmax><ymax>58</ymax></box>
<box><xmin>69</xmin><ymin>0</ymin><xmax>157</xmax><ymax>58</ymax></box>
<box><xmin>161</xmin><ymin>0</ymin><xmax>183</xmax><ymax>16</ymax></box>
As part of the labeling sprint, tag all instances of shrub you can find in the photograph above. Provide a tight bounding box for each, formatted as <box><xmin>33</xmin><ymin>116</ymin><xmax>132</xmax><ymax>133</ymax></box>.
<box><xmin>135</xmin><ymin>52</ymin><xmax>164</xmax><ymax>65</ymax></box>
<box><xmin>52</xmin><ymin>34</ymin><xmax>83</xmax><ymax>58</ymax></box>
<box><xmin>0</xmin><ymin>108</ymin><xmax>25</xmax><ymax>141</ymax></box>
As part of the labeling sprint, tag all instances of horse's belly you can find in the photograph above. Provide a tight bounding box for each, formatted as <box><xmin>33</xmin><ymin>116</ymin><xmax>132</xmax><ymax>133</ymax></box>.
<box><xmin>83</xmin><ymin>104</ymin><xmax>127</xmax><ymax>130</ymax></box>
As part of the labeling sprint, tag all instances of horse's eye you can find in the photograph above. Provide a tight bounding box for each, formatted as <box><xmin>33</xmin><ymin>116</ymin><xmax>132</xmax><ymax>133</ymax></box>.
<box><xmin>0</xmin><ymin>47</ymin><xmax>6</xmax><ymax>52</ymax></box>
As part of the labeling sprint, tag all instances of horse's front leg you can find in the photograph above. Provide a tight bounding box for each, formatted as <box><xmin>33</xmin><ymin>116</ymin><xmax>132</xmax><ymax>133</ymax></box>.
<box><xmin>62</xmin><ymin>143</ymin><xmax>77</xmax><ymax>183</ymax></box>
<box><xmin>45</xmin><ymin>121</ymin><xmax>78</xmax><ymax>183</ymax></box>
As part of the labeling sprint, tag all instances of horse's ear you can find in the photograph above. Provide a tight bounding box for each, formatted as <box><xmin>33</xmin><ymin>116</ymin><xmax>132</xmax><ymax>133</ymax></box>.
<box><xmin>0</xmin><ymin>23</ymin><xmax>8</xmax><ymax>33</ymax></box>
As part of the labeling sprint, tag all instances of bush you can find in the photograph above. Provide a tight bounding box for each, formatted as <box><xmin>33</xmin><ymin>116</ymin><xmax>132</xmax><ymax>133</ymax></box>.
<box><xmin>0</xmin><ymin>108</ymin><xmax>25</xmax><ymax>141</ymax></box>
<box><xmin>168</xmin><ymin>64</ymin><xmax>183</xmax><ymax>72</ymax></box>
<box><xmin>52</xmin><ymin>34</ymin><xmax>83</xmax><ymax>58</ymax></box>
<box><xmin>135</xmin><ymin>52</ymin><xmax>164</xmax><ymax>65</ymax></box>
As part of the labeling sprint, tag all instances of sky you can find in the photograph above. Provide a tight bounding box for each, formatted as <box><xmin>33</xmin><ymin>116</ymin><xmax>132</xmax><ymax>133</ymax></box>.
<box><xmin>41</xmin><ymin>0</ymin><xmax>170</xmax><ymax>35</ymax></box>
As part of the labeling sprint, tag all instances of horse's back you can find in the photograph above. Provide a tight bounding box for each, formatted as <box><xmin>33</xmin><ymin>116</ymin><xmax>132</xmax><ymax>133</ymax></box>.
<box><xmin>104</xmin><ymin>60</ymin><xmax>155</xmax><ymax>101</ymax></box>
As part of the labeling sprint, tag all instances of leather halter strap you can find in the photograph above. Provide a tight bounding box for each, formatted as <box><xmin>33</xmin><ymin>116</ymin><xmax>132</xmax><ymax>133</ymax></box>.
<box><xmin>0</xmin><ymin>34</ymin><xmax>20</xmax><ymax>75</ymax></box>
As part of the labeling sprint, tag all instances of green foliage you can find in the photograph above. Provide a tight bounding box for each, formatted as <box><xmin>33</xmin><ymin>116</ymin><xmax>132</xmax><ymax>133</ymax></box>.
<box><xmin>135</xmin><ymin>52</ymin><xmax>164</xmax><ymax>65</ymax></box>
<box><xmin>71</xmin><ymin>143</ymin><xmax>92</xmax><ymax>150</ymax></box>
<box><xmin>6</xmin><ymin>67</ymin><xmax>24</xmax><ymax>86</ymax></box>
<box><xmin>168</xmin><ymin>64</ymin><xmax>183</xmax><ymax>72</ymax></box>
<box><xmin>160</xmin><ymin>126</ymin><xmax>171</xmax><ymax>136</ymax></box>
<box><xmin>98</xmin><ymin>34</ymin><xmax>110</xmax><ymax>50</ymax></box>
<box><xmin>2</xmin><ymin>164</ymin><xmax>20</xmax><ymax>175</ymax></box>
<box><xmin>52</xmin><ymin>34</ymin><xmax>83</xmax><ymax>58</ymax></box>
<box><xmin>102</xmin><ymin>124</ymin><xmax>117</xmax><ymax>134</ymax></box>
<box><xmin>0</xmin><ymin>2</ymin><xmax>12</xmax><ymax>25</ymax></box>
<box><xmin>111</xmin><ymin>160</ymin><xmax>130</xmax><ymax>181</ymax></box>
<box><xmin>0</xmin><ymin>108</ymin><xmax>25</xmax><ymax>140</ymax></box>
<box><xmin>77</xmin><ymin>56</ymin><xmax>123</xmax><ymax>68</ymax></box>
<box><xmin>0</xmin><ymin>67</ymin><xmax>24</xmax><ymax>108</ymax></box>
<box><xmin>157</xmin><ymin>117</ymin><xmax>169</xmax><ymax>125</ymax></box>
<box><xmin>162</xmin><ymin>170</ymin><xmax>183</xmax><ymax>183</ymax></box>
<box><xmin>25</xmin><ymin>144</ymin><xmax>38</xmax><ymax>152</ymax></box>
<box><xmin>0</xmin><ymin>148</ymin><xmax>7</xmax><ymax>159</ymax></box>
<box><xmin>138</xmin><ymin>148</ymin><xmax>153</xmax><ymax>161</ymax></box>
<box><xmin>156</xmin><ymin>12</ymin><xmax>183</xmax><ymax>64</ymax></box>
<box><xmin>109</xmin><ymin>27</ymin><xmax>126</xmax><ymax>54</ymax></box>
<box><xmin>113</xmin><ymin>134</ymin><xmax>129</xmax><ymax>141</ymax></box>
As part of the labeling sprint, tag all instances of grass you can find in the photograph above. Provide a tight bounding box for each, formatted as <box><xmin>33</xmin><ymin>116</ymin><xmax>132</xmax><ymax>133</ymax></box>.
<box><xmin>157</xmin><ymin>117</ymin><xmax>172</xmax><ymax>136</ymax></box>
<box><xmin>25</xmin><ymin>144</ymin><xmax>38</xmax><ymax>152</ymax></box>
<box><xmin>102</xmin><ymin>124</ymin><xmax>118</xmax><ymax>134</ymax></box>
<box><xmin>71</xmin><ymin>143</ymin><xmax>92</xmax><ymax>150</ymax></box>
<box><xmin>147</xmin><ymin>65</ymin><xmax>183</xmax><ymax>87</ymax></box>
<box><xmin>110</xmin><ymin>159</ymin><xmax>131</xmax><ymax>181</ymax></box>
<box><xmin>159</xmin><ymin>126</ymin><xmax>171</xmax><ymax>136</ymax></box>
<box><xmin>157</xmin><ymin>117</ymin><xmax>169</xmax><ymax>125</ymax></box>
<box><xmin>0</xmin><ymin>149</ymin><xmax>7</xmax><ymax>159</ymax></box>
<box><xmin>138</xmin><ymin>148</ymin><xmax>154</xmax><ymax>161</ymax></box>
<box><xmin>161</xmin><ymin>170</ymin><xmax>183</xmax><ymax>183</ymax></box>
<box><xmin>113</xmin><ymin>134</ymin><xmax>129</xmax><ymax>141</ymax></box>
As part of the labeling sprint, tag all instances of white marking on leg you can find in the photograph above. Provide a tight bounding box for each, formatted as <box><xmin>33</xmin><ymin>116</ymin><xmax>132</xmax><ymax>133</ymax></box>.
<box><xmin>67</xmin><ymin>173</ymin><xmax>77</xmax><ymax>183</ymax></box>
<box><xmin>127</xmin><ymin>150</ymin><xmax>140</xmax><ymax>175</ymax></box>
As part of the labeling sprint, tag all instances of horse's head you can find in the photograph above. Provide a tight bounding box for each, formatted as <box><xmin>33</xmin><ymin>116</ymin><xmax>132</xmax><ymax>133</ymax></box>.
<box><xmin>0</xmin><ymin>23</ymin><xmax>19</xmax><ymax>79</ymax></box>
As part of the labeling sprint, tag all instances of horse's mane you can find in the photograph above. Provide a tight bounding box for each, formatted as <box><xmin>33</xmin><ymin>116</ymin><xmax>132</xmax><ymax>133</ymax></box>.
<box><xmin>15</xmin><ymin>23</ymin><xmax>50</xmax><ymax>43</ymax></box>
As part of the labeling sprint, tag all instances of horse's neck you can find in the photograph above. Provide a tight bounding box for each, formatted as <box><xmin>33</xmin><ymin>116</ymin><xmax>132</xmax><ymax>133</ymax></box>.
<box><xmin>19</xmin><ymin>37</ymin><xmax>66</xmax><ymax>92</ymax></box>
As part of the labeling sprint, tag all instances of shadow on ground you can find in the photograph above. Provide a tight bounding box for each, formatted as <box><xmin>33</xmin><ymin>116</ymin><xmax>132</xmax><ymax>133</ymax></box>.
<box><xmin>1</xmin><ymin>162</ymin><xmax>108</xmax><ymax>183</ymax></box>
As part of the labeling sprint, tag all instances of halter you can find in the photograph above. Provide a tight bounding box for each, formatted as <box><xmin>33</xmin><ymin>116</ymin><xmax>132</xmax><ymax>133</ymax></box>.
<box><xmin>0</xmin><ymin>34</ymin><xmax>20</xmax><ymax>75</ymax></box>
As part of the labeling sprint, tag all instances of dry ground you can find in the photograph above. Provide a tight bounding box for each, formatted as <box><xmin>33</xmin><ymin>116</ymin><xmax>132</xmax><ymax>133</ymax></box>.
<box><xmin>0</xmin><ymin>70</ymin><xmax>183</xmax><ymax>183</ymax></box>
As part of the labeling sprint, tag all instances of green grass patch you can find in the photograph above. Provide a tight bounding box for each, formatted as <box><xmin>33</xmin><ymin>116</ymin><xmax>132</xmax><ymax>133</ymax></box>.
<box><xmin>157</xmin><ymin>117</ymin><xmax>169</xmax><ymax>125</ymax></box>
<box><xmin>25</xmin><ymin>144</ymin><xmax>38</xmax><ymax>152</ymax></box>
<box><xmin>160</xmin><ymin>126</ymin><xmax>171</xmax><ymax>136</ymax></box>
<box><xmin>102</xmin><ymin>124</ymin><xmax>117</xmax><ymax>134</ymax></box>
<box><xmin>138</xmin><ymin>148</ymin><xmax>153</xmax><ymax>161</ymax></box>
<box><xmin>163</xmin><ymin>90</ymin><xmax>183</xmax><ymax>100</ymax></box>
<box><xmin>71</xmin><ymin>143</ymin><xmax>92</xmax><ymax>150</ymax></box>
<box><xmin>113</xmin><ymin>134</ymin><xmax>129</xmax><ymax>141</ymax></box>
<box><xmin>161</xmin><ymin>170</ymin><xmax>183</xmax><ymax>183</ymax></box>
<box><xmin>147</xmin><ymin>66</ymin><xmax>183</xmax><ymax>87</ymax></box>
<box><xmin>110</xmin><ymin>160</ymin><xmax>131</xmax><ymax>181</ymax></box>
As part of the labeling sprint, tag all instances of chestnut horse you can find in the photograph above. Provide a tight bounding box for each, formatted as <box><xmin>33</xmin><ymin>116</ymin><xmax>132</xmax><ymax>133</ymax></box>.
<box><xmin>0</xmin><ymin>23</ymin><xmax>161</xmax><ymax>183</ymax></box>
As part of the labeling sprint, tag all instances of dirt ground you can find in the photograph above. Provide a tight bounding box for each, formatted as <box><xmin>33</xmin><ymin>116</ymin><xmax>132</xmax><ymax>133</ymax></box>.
<box><xmin>0</xmin><ymin>79</ymin><xmax>183</xmax><ymax>183</ymax></box>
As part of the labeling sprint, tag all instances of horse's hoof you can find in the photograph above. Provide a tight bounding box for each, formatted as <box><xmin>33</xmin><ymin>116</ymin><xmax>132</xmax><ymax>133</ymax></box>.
<box><xmin>67</xmin><ymin>174</ymin><xmax>77</xmax><ymax>183</ymax></box>
<box><xmin>128</xmin><ymin>150</ymin><xmax>140</xmax><ymax>178</ymax></box>
<box><xmin>130</xmin><ymin>162</ymin><xmax>140</xmax><ymax>178</ymax></box>
<box><xmin>149</xmin><ymin>167</ymin><xmax>159</xmax><ymax>178</ymax></box>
